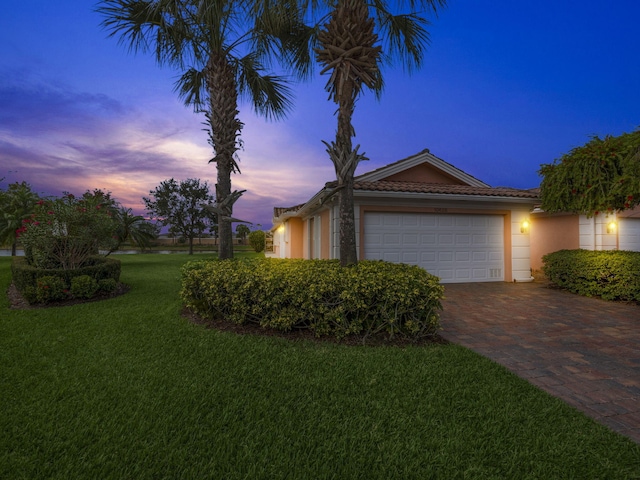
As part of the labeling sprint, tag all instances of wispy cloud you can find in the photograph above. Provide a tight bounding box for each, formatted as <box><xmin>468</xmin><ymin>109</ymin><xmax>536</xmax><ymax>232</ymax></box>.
<box><xmin>0</xmin><ymin>69</ymin><xmax>332</xmax><ymax>227</ymax></box>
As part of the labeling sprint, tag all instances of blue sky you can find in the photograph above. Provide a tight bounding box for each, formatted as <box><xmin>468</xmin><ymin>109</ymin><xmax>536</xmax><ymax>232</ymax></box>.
<box><xmin>1</xmin><ymin>1</ymin><xmax>638</xmax><ymax>228</ymax></box>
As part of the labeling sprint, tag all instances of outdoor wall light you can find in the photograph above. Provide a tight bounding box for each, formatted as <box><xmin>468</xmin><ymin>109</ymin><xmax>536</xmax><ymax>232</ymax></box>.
<box><xmin>520</xmin><ymin>219</ymin><xmax>530</xmax><ymax>234</ymax></box>
<box><xmin>607</xmin><ymin>221</ymin><xmax>617</xmax><ymax>234</ymax></box>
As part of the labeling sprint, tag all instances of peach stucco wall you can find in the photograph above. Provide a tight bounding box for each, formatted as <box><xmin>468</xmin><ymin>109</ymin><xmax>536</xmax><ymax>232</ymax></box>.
<box><xmin>530</xmin><ymin>214</ymin><xmax>579</xmax><ymax>271</ymax></box>
<box><xmin>288</xmin><ymin>218</ymin><xmax>304</xmax><ymax>259</ymax></box>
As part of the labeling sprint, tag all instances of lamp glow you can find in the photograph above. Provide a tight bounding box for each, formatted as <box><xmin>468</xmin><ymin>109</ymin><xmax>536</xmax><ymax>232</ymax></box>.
<box><xmin>607</xmin><ymin>221</ymin><xmax>616</xmax><ymax>234</ymax></box>
<box><xmin>520</xmin><ymin>220</ymin><xmax>530</xmax><ymax>234</ymax></box>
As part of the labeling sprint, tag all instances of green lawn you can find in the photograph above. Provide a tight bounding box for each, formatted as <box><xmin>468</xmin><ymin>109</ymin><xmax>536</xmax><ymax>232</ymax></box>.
<box><xmin>1</xmin><ymin>254</ymin><xmax>639</xmax><ymax>479</ymax></box>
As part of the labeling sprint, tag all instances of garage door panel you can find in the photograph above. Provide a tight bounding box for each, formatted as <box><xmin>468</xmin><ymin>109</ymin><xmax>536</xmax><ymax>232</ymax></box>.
<box><xmin>364</xmin><ymin>212</ymin><xmax>504</xmax><ymax>283</ymax></box>
<box><xmin>455</xmin><ymin>251</ymin><xmax>470</xmax><ymax>261</ymax></box>
<box><xmin>438</xmin><ymin>234</ymin><xmax>454</xmax><ymax>245</ymax></box>
<box><xmin>403</xmin><ymin>233</ymin><xmax>419</xmax><ymax>244</ymax></box>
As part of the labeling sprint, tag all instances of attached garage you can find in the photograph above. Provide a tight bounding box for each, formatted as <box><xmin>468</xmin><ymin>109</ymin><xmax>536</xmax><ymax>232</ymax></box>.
<box><xmin>364</xmin><ymin>212</ymin><xmax>504</xmax><ymax>283</ymax></box>
<box><xmin>270</xmin><ymin>148</ymin><xmax>539</xmax><ymax>283</ymax></box>
<box><xmin>618</xmin><ymin>218</ymin><xmax>640</xmax><ymax>251</ymax></box>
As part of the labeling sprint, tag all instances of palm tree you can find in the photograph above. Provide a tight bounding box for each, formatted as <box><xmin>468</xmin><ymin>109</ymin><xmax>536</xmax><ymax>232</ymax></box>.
<box><xmin>111</xmin><ymin>207</ymin><xmax>158</xmax><ymax>253</ymax></box>
<box><xmin>289</xmin><ymin>0</ymin><xmax>447</xmax><ymax>266</ymax></box>
<box><xmin>0</xmin><ymin>182</ymin><xmax>39</xmax><ymax>256</ymax></box>
<box><xmin>98</xmin><ymin>0</ymin><xmax>295</xmax><ymax>259</ymax></box>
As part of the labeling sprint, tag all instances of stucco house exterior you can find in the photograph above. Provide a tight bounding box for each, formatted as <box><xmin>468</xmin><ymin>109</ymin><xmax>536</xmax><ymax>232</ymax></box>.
<box><xmin>269</xmin><ymin>149</ymin><xmax>542</xmax><ymax>283</ymax></box>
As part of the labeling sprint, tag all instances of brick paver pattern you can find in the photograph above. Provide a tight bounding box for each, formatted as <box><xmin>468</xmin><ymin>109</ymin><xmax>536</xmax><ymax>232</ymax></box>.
<box><xmin>439</xmin><ymin>281</ymin><xmax>640</xmax><ymax>444</ymax></box>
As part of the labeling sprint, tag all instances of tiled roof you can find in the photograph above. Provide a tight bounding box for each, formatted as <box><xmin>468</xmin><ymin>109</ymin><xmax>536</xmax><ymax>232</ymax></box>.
<box><xmin>351</xmin><ymin>181</ymin><xmax>540</xmax><ymax>198</ymax></box>
<box><xmin>273</xmin><ymin>203</ymin><xmax>305</xmax><ymax>217</ymax></box>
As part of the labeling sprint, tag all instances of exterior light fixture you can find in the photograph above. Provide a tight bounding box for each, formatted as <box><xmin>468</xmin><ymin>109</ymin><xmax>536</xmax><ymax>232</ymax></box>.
<box><xmin>607</xmin><ymin>221</ymin><xmax>616</xmax><ymax>234</ymax></box>
<box><xmin>520</xmin><ymin>219</ymin><xmax>530</xmax><ymax>234</ymax></box>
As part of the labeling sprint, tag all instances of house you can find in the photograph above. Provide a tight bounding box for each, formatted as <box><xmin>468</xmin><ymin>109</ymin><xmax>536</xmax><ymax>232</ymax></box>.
<box><xmin>269</xmin><ymin>149</ymin><xmax>540</xmax><ymax>283</ymax></box>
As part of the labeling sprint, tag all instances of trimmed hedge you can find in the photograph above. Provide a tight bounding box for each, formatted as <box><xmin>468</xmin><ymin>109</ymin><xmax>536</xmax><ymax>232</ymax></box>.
<box><xmin>11</xmin><ymin>255</ymin><xmax>121</xmax><ymax>304</ymax></box>
<box><xmin>180</xmin><ymin>258</ymin><xmax>444</xmax><ymax>342</ymax></box>
<box><xmin>542</xmin><ymin>249</ymin><xmax>640</xmax><ymax>301</ymax></box>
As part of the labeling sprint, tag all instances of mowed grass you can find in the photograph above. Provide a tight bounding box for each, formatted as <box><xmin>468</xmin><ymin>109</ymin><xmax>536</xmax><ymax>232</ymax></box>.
<box><xmin>1</xmin><ymin>255</ymin><xmax>639</xmax><ymax>479</ymax></box>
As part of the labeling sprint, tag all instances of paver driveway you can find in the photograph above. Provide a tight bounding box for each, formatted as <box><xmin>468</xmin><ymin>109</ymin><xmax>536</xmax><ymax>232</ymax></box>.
<box><xmin>439</xmin><ymin>281</ymin><xmax>640</xmax><ymax>444</ymax></box>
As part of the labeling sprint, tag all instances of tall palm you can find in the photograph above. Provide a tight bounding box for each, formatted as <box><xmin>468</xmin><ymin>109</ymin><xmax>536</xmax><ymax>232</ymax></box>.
<box><xmin>98</xmin><ymin>0</ymin><xmax>295</xmax><ymax>259</ymax></box>
<box><xmin>289</xmin><ymin>0</ymin><xmax>447</xmax><ymax>266</ymax></box>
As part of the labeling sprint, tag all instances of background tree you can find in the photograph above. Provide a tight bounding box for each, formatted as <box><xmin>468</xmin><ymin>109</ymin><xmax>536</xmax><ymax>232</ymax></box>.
<box><xmin>98</xmin><ymin>0</ymin><xmax>296</xmax><ymax>259</ymax></box>
<box><xmin>0</xmin><ymin>182</ymin><xmax>39</xmax><ymax>256</ymax></box>
<box><xmin>235</xmin><ymin>224</ymin><xmax>251</xmax><ymax>244</ymax></box>
<box><xmin>143</xmin><ymin>178</ymin><xmax>216</xmax><ymax>255</ymax></box>
<box><xmin>287</xmin><ymin>0</ymin><xmax>447</xmax><ymax>265</ymax></box>
<box><xmin>248</xmin><ymin>229</ymin><xmax>266</xmax><ymax>252</ymax></box>
<box><xmin>539</xmin><ymin>129</ymin><xmax>640</xmax><ymax>216</ymax></box>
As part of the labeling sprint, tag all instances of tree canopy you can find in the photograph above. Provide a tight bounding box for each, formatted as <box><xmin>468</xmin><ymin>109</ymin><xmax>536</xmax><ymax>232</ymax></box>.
<box><xmin>143</xmin><ymin>178</ymin><xmax>216</xmax><ymax>254</ymax></box>
<box><xmin>0</xmin><ymin>182</ymin><xmax>40</xmax><ymax>256</ymax></box>
<box><xmin>539</xmin><ymin>129</ymin><xmax>640</xmax><ymax>216</ymax></box>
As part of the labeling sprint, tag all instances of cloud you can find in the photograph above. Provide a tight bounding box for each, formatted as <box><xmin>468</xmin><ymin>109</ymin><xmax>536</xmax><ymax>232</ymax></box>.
<box><xmin>0</xmin><ymin>69</ymin><xmax>334</xmax><ymax>228</ymax></box>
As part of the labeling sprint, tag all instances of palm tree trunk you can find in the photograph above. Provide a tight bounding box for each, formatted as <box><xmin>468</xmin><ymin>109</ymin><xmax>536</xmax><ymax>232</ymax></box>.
<box><xmin>206</xmin><ymin>54</ymin><xmax>243</xmax><ymax>260</ymax></box>
<box><xmin>336</xmin><ymin>77</ymin><xmax>358</xmax><ymax>266</ymax></box>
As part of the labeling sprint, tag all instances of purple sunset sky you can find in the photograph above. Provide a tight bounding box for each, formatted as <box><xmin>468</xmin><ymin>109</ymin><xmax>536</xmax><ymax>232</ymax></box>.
<box><xmin>1</xmin><ymin>1</ymin><xmax>639</xmax><ymax>228</ymax></box>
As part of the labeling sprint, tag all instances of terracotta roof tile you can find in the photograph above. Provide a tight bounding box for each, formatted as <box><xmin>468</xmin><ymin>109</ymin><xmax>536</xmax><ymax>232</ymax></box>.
<box><xmin>352</xmin><ymin>181</ymin><xmax>540</xmax><ymax>198</ymax></box>
<box><xmin>273</xmin><ymin>203</ymin><xmax>305</xmax><ymax>217</ymax></box>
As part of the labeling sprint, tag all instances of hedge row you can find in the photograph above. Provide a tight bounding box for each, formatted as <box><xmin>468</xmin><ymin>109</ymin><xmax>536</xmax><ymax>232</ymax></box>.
<box><xmin>542</xmin><ymin>249</ymin><xmax>640</xmax><ymax>301</ymax></box>
<box><xmin>181</xmin><ymin>258</ymin><xmax>444</xmax><ymax>341</ymax></box>
<box><xmin>11</xmin><ymin>256</ymin><xmax>121</xmax><ymax>304</ymax></box>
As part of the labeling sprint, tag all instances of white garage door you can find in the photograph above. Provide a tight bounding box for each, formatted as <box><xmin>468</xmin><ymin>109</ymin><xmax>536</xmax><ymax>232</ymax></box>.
<box><xmin>619</xmin><ymin>218</ymin><xmax>640</xmax><ymax>251</ymax></box>
<box><xmin>364</xmin><ymin>212</ymin><xmax>504</xmax><ymax>283</ymax></box>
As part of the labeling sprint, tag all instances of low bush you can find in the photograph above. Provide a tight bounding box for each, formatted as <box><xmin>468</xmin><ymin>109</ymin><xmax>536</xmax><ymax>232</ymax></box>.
<box><xmin>248</xmin><ymin>230</ymin><xmax>266</xmax><ymax>253</ymax></box>
<box><xmin>542</xmin><ymin>249</ymin><xmax>640</xmax><ymax>301</ymax></box>
<box><xmin>98</xmin><ymin>278</ymin><xmax>118</xmax><ymax>293</ymax></box>
<box><xmin>11</xmin><ymin>256</ymin><xmax>121</xmax><ymax>304</ymax></box>
<box><xmin>36</xmin><ymin>275</ymin><xmax>68</xmax><ymax>303</ymax></box>
<box><xmin>70</xmin><ymin>275</ymin><xmax>99</xmax><ymax>299</ymax></box>
<box><xmin>181</xmin><ymin>258</ymin><xmax>444</xmax><ymax>342</ymax></box>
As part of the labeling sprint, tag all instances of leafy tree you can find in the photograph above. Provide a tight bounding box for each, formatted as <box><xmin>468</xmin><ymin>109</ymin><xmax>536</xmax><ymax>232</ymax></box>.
<box><xmin>0</xmin><ymin>182</ymin><xmax>40</xmax><ymax>256</ymax></box>
<box><xmin>111</xmin><ymin>207</ymin><xmax>158</xmax><ymax>252</ymax></box>
<box><xmin>286</xmin><ymin>0</ymin><xmax>446</xmax><ymax>265</ymax></box>
<box><xmin>248</xmin><ymin>229</ymin><xmax>266</xmax><ymax>252</ymax></box>
<box><xmin>143</xmin><ymin>178</ymin><xmax>216</xmax><ymax>254</ymax></box>
<box><xmin>539</xmin><ymin>129</ymin><xmax>640</xmax><ymax>216</ymax></box>
<box><xmin>235</xmin><ymin>224</ymin><xmax>251</xmax><ymax>244</ymax></box>
<box><xmin>19</xmin><ymin>193</ymin><xmax>119</xmax><ymax>269</ymax></box>
<box><xmin>98</xmin><ymin>0</ymin><xmax>296</xmax><ymax>259</ymax></box>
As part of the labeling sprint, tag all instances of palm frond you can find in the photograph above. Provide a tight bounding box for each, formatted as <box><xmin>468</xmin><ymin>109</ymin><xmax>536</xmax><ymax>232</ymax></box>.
<box><xmin>235</xmin><ymin>54</ymin><xmax>294</xmax><ymax>120</ymax></box>
<box><xmin>376</xmin><ymin>10</ymin><xmax>431</xmax><ymax>72</ymax></box>
<box><xmin>174</xmin><ymin>67</ymin><xmax>208</xmax><ymax>109</ymax></box>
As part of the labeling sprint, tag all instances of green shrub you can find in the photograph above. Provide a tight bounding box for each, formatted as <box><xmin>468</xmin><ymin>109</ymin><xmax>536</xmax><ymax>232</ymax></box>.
<box><xmin>36</xmin><ymin>275</ymin><xmax>68</xmax><ymax>303</ymax></box>
<box><xmin>180</xmin><ymin>258</ymin><xmax>444</xmax><ymax>342</ymax></box>
<box><xmin>11</xmin><ymin>256</ymin><xmax>121</xmax><ymax>304</ymax></box>
<box><xmin>542</xmin><ymin>249</ymin><xmax>640</xmax><ymax>301</ymax></box>
<box><xmin>70</xmin><ymin>275</ymin><xmax>99</xmax><ymax>299</ymax></box>
<box><xmin>98</xmin><ymin>278</ymin><xmax>118</xmax><ymax>293</ymax></box>
<box><xmin>248</xmin><ymin>230</ymin><xmax>266</xmax><ymax>253</ymax></box>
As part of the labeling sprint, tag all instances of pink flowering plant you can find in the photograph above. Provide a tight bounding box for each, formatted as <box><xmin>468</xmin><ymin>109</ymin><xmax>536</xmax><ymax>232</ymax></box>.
<box><xmin>18</xmin><ymin>192</ymin><xmax>119</xmax><ymax>269</ymax></box>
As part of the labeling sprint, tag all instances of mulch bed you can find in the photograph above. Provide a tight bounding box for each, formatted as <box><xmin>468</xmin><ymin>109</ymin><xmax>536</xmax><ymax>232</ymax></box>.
<box><xmin>181</xmin><ymin>307</ymin><xmax>448</xmax><ymax>348</ymax></box>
